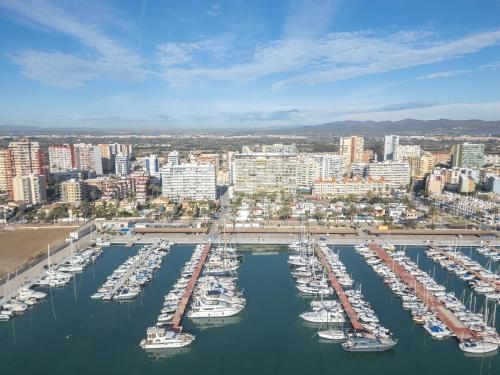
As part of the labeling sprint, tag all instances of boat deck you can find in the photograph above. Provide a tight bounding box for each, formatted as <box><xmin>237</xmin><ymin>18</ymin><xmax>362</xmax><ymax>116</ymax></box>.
<box><xmin>430</xmin><ymin>245</ymin><xmax>500</xmax><ymax>292</ymax></box>
<box><xmin>170</xmin><ymin>242</ymin><xmax>212</xmax><ymax>331</ymax></box>
<box><xmin>314</xmin><ymin>245</ymin><xmax>364</xmax><ymax>331</ymax></box>
<box><xmin>368</xmin><ymin>244</ymin><xmax>475</xmax><ymax>342</ymax></box>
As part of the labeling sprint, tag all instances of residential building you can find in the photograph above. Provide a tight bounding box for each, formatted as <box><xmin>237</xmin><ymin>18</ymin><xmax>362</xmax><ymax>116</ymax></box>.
<box><xmin>8</xmin><ymin>138</ymin><xmax>44</xmax><ymax>177</ymax></box>
<box><xmin>362</xmin><ymin>149</ymin><xmax>377</xmax><ymax>163</ymax></box>
<box><xmin>486</xmin><ymin>176</ymin><xmax>500</xmax><ymax>194</ymax></box>
<box><xmin>396</xmin><ymin>145</ymin><xmax>421</xmax><ymax>160</ymax></box>
<box><xmin>167</xmin><ymin>150</ymin><xmax>179</xmax><ymax>166</ymax></box>
<box><xmin>0</xmin><ymin>149</ymin><xmax>13</xmax><ymax>195</ymax></box>
<box><xmin>425</xmin><ymin>173</ymin><xmax>445</xmax><ymax>194</ymax></box>
<box><xmin>74</xmin><ymin>143</ymin><xmax>103</xmax><ymax>175</ymax></box>
<box><xmin>418</xmin><ymin>153</ymin><xmax>437</xmax><ymax>177</ymax></box>
<box><xmin>459</xmin><ymin>175</ymin><xmax>476</xmax><ymax>194</ymax></box>
<box><xmin>339</xmin><ymin>136</ymin><xmax>364</xmax><ymax>164</ymax></box>
<box><xmin>144</xmin><ymin>154</ymin><xmax>159</xmax><ymax>176</ymax></box>
<box><xmin>12</xmin><ymin>174</ymin><xmax>46</xmax><ymax>204</ymax></box>
<box><xmin>296</xmin><ymin>154</ymin><xmax>319</xmax><ymax>189</ymax></box>
<box><xmin>312</xmin><ymin>177</ymin><xmax>391</xmax><ymax>199</ymax></box>
<box><xmin>348</xmin><ymin>163</ymin><xmax>367</xmax><ymax>178</ymax></box>
<box><xmin>384</xmin><ymin>135</ymin><xmax>400</xmax><ymax>161</ymax></box>
<box><xmin>452</xmin><ymin>143</ymin><xmax>485</xmax><ymax>169</ymax></box>
<box><xmin>316</xmin><ymin>154</ymin><xmax>344</xmax><ymax>181</ymax></box>
<box><xmin>485</xmin><ymin>154</ymin><xmax>500</xmax><ymax>166</ymax></box>
<box><xmin>98</xmin><ymin>144</ymin><xmax>114</xmax><ymax>173</ymax></box>
<box><xmin>115</xmin><ymin>153</ymin><xmax>130</xmax><ymax>176</ymax></box>
<box><xmin>48</xmin><ymin>144</ymin><xmax>75</xmax><ymax>173</ymax></box>
<box><xmin>131</xmin><ymin>172</ymin><xmax>150</xmax><ymax>203</ymax></box>
<box><xmin>367</xmin><ymin>162</ymin><xmax>411</xmax><ymax>187</ymax></box>
<box><xmin>233</xmin><ymin>151</ymin><xmax>297</xmax><ymax>194</ymax></box>
<box><xmin>262</xmin><ymin>143</ymin><xmax>297</xmax><ymax>154</ymax></box>
<box><xmin>60</xmin><ymin>179</ymin><xmax>85</xmax><ymax>204</ymax></box>
<box><xmin>161</xmin><ymin>163</ymin><xmax>216</xmax><ymax>202</ymax></box>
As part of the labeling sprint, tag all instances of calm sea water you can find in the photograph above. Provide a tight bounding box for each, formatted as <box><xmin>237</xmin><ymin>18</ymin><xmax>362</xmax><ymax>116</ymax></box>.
<box><xmin>0</xmin><ymin>244</ymin><xmax>498</xmax><ymax>375</ymax></box>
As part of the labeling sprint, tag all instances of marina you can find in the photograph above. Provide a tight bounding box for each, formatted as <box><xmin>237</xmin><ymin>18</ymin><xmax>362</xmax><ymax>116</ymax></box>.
<box><xmin>92</xmin><ymin>240</ymin><xmax>172</xmax><ymax>301</ymax></box>
<box><xmin>0</xmin><ymin>244</ymin><xmax>498</xmax><ymax>375</ymax></box>
<box><xmin>426</xmin><ymin>245</ymin><xmax>500</xmax><ymax>298</ymax></box>
<box><xmin>366</xmin><ymin>243</ymin><xmax>499</xmax><ymax>351</ymax></box>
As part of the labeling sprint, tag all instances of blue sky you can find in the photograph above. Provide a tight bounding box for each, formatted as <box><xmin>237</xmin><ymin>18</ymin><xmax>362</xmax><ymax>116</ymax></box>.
<box><xmin>1</xmin><ymin>0</ymin><xmax>500</xmax><ymax>130</ymax></box>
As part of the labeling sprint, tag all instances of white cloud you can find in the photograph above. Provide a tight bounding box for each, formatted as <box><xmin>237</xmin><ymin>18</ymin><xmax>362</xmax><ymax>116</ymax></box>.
<box><xmin>206</xmin><ymin>4</ymin><xmax>222</xmax><ymax>17</ymax></box>
<box><xmin>1</xmin><ymin>0</ymin><xmax>145</xmax><ymax>87</ymax></box>
<box><xmin>158</xmin><ymin>29</ymin><xmax>500</xmax><ymax>88</ymax></box>
<box><xmin>416</xmin><ymin>70</ymin><xmax>472</xmax><ymax>80</ymax></box>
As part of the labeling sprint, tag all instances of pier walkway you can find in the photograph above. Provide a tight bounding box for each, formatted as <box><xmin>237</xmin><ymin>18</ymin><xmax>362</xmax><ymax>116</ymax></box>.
<box><xmin>368</xmin><ymin>244</ymin><xmax>475</xmax><ymax>341</ymax></box>
<box><xmin>430</xmin><ymin>245</ymin><xmax>500</xmax><ymax>292</ymax></box>
<box><xmin>314</xmin><ymin>245</ymin><xmax>364</xmax><ymax>331</ymax></box>
<box><xmin>102</xmin><ymin>250</ymin><xmax>149</xmax><ymax>300</ymax></box>
<box><xmin>170</xmin><ymin>242</ymin><xmax>212</xmax><ymax>331</ymax></box>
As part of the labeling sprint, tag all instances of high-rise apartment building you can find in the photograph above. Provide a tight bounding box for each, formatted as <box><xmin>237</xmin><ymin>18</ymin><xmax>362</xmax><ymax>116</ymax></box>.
<box><xmin>161</xmin><ymin>163</ymin><xmax>216</xmax><ymax>202</ymax></box>
<box><xmin>0</xmin><ymin>149</ymin><xmax>13</xmax><ymax>195</ymax></box>
<box><xmin>339</xmin><ymin>136</ymin><xmax>364</xmax><ymax>164</ymax></box>
<box><xmin>233</xmin><ymin>150</ymin><xmax>297</xmax><ymax>194</ymax></box>
<box><xmin>73</xmin><ymin>143</ymin><xmax>103</xmax><ymax>175</ymax></box>
<box><xmin>12</xmin><ymin>174</ymin><xmax>46</xmax><ymax>204</ymax></box>
<box><xmin>98</xmin><ymin>144</ymin><xmax>114</xmax><ymax>173</ymax></box>
<box><xmin>48</xmin><ymin>144</ymin><xmax>75</xmax><ymax>173</ymax></box>
<box><xmin>296</xmin><ymin>154</ymin><xmax>320</xmax><ymax>189</ymax></box>
<box><xmin>452</xmin><ymin>143</ymin><xmax>485</xmax><ymax>169</ymax></box>
<box><xmin>384</xmin><ymin>135</ymin><xmax>400</xmax><ymax>161</ymax></box>
<box><xmin>8</xmin><ymin>138</ymin><xmax>44</xmax><ymax>177</ymax></box>
<box><xmin>144</xmin><ymin>154</ymin><xmax>159</xmax><ymax>176</ymax></box>
<box><xmin>115</xmin><ymin>153</ymin><xmax>130</xmax><ymax>176</ymax></box>
<box><xmin>367</xmin><ymin>162</ymin><xmax>411</xmax><ymax>187</ymax></box>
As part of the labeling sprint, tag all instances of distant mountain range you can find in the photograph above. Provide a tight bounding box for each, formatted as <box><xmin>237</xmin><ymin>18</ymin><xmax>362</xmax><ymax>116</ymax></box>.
<box><xmin>279</xmin><ymin>119</ymin><xmax>500</xmax><ymax>136</ymax></box>
<box><xmin>1</xmin><ymin>119</ymin><xmax>500</xmax><ymax>136</ymax></box>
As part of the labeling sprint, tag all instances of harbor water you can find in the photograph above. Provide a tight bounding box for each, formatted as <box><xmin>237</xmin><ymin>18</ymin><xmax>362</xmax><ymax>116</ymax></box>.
<box><xmin>0</xmin><ymin>244</ymin><xmax>498</xmax><ymax>374</ymax></box>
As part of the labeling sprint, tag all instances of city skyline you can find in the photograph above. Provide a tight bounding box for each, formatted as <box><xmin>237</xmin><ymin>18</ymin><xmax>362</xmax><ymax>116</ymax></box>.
<box><xmin>1</xmin><ymin>0</ymin><xmax>500</xmax><ymax>129</ymax></box>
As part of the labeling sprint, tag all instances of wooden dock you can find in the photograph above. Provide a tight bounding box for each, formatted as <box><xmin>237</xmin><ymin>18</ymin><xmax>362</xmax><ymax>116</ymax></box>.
<box><xmin>170</xmin><ymin>242</ymin><xmax>212</xmax><ymax>331</ymax></box>
<box><xmin>314</xmin><ymin>245</ymin><xmax>365</xmax><ymax>331</ymax></box>
<box><xmin>429</xmin><ymin>245</ymin><xmax>500</xmax><ymax>292</ymax></box>
<box><xmin>368</xmin><ymin>244</ymin><xmax>475</xmax><ymax>341</ymax></box>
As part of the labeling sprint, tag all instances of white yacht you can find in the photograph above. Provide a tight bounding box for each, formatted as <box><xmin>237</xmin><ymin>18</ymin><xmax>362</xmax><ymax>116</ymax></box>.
<box><xmin>140</xmin><ymin>327</ymin><xmax>195</xmax><ymax>349</ymax></box>
<box><xmin>300</xmin><ymin>308</ymin><xmax>345</xmax><ymax>323</ymax></box>
<box><xmin>188</xmin><ymin>300</ymin><xmax>244</xmax><ymax>318</ymax></box>
<box><xmin>318</xmin><ymin>329</ymin><xmax>346</xmax><ymax>341</ymax></box>
<box><xmin>459</xmin><ymin>340</ymin><xmax>498</xmax><ymax>354</ymax></box>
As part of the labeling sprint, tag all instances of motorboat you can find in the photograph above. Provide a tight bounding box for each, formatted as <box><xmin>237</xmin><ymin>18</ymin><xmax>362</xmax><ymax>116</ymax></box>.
<box><xmin>140</xmin><ymin>327</ymin><xmax>195</xmax><ymax>349</ymax></box>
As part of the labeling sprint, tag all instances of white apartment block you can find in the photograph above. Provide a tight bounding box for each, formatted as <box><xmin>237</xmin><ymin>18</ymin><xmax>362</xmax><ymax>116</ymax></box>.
<box><xmin>74</xmin><ymin>143</ymin><xmax>103</xmax><ymax>175</ymax></box>
<box><xmin>296</xmin><ymin>153</ymin><xmax>345</xmax><ymax>189</ymax></box>
<box><xmin>115</xmin><ymin>153</ymin><xmax>130</xmax><ymax>176</ymax></box>
<box><xmin>312</xmin><ymin>177</ymin><xmax>391</xmax><ymax>198</ymax></box>
<box><xmin>48</xmin><ymin>144</ymin><xmax>74</xmax><ymax>173</ymax></box>
<box><xmin>384</xmin><ymin>135</ymin><xmax>400</xmax><ymax>161</ymax></box>
<box><xmin>367</xmin><ymin>162</ymin><xmax>411</xmax><ymax>187</ymax></box>
<box><xmin>396</xmin><ymin>145</ymin><xmax>422</xmax><ymax>160</ymax></box>
<box><xmin>296</xmin><ymin>154</ymin><xmax>320</xmax><ymax>188</ymax></box>
<box><xmin>12</xmin><ymin>174</ymin><xmax>46</xmax><ymax>204</ymax></box>
<box><xmin>161</xmin><ymin>163</ymin><xmax>216</xmax><ymax>202</ymax></box>
<box><xmin>233</xmin><ymin>152</ymin><xmax>297</xmax><ymax>194</ymax></box>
